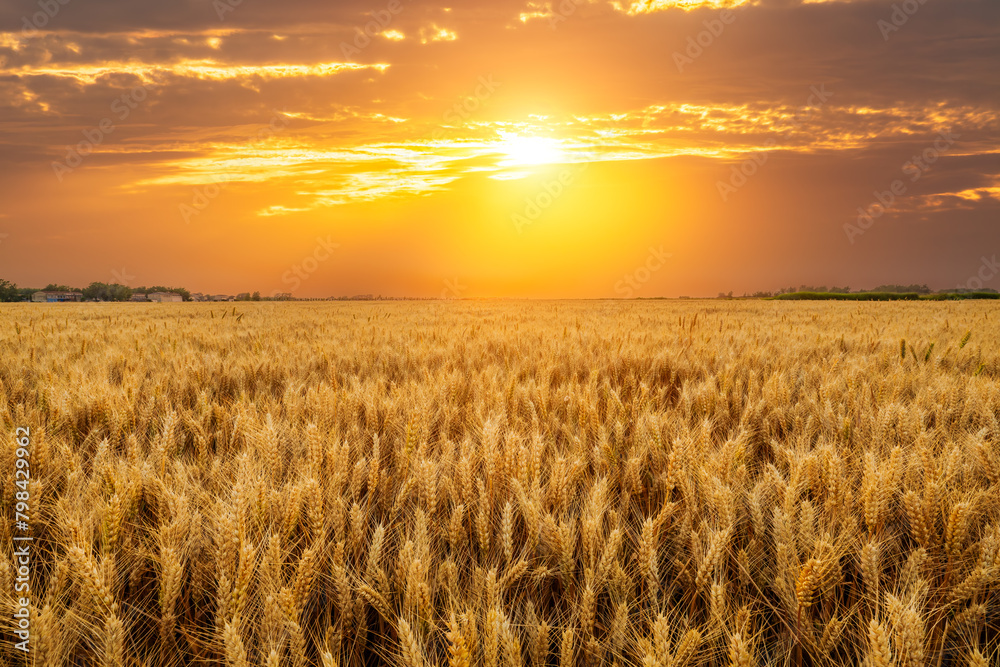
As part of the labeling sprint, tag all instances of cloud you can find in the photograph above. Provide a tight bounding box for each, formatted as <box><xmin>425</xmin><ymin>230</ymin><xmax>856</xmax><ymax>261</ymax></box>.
<box><xmin>2</xmin><ymin>59</ymin><xmax>387</xmax><ymax>84</ymax></box>
<box><xmin>610</xmin><ymin>0</ymin><xmax>755</xmax><ymax>14</ymax></box>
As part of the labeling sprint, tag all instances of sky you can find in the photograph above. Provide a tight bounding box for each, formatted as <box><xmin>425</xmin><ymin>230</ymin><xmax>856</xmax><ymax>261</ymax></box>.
<box><xmin>0</xmin><ymin>0</ymin><xmax>998</xmax><ymax>298</ymax></box>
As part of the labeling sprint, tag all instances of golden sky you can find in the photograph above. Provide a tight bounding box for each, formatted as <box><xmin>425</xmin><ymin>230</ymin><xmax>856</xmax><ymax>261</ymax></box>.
<box><xmin>1</xmin><ymin>0</ymin><xmax>998</xmax><ymax>297</ymax></box>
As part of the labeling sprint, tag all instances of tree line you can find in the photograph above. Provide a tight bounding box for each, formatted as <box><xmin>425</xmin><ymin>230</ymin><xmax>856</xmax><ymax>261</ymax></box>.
<box><xmin>0</xmin><ymin>280</ymin><xmax>191</xmax><ymax>302</ymax></box>
<box><xmin>738</xmin><ymin>284</ymin><xmax>996</xmax><ymax>298</ymax></box>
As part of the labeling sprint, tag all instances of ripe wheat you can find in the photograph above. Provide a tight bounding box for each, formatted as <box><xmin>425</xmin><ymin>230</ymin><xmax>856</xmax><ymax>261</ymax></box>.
<box><xmin>0</xmin><ymin>300</ymin><xmax>998</xmax><ymax>665</ymax></box>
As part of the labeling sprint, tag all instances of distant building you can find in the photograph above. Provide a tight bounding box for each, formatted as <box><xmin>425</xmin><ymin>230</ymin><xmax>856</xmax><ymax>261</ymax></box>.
<box><xmin>210</xmin><ymin>294</ymin><xmax>234</xmax><ymax>302</ymax></box>
<box><xmin>273</xmin><ymin>293</ymin><xmax>292</xmax><ymax>301</ymax></box>
<box><xmin>236</xmin><ymin>293</ymin><xmax>251</xmax><ymax>301</ymax></box>
<box><xmin>149</xmin><ymin>292</ymin><xmax>183</xmax><ymax>303</ymax></box>
<box><xmin>31</xmin><ymin>291</ymin><xmax>82</xmax><ymax>303</ymax></box>
<box><xmin>190</xmin><ymin>293</ymin><xmax>208</xmax><ymax>302</ymax></box>
<box><xmin>130</xmin><ymin>294</ymin><xmax>149</xmax><ymax>302</ymax></box>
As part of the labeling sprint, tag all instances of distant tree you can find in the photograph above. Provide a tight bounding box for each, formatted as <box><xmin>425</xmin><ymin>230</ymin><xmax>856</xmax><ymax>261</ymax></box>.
<box><xmin>111</xmin><ymin>283</ymin><xmax>133</xmax><ymax>301</ymax></box>
<box><xmin>82</xmin><ymin>282</ymin><xmax>104</xmax><ymax>301</ymax></box>
<box><xmin>0</xmin><ymin>279</ymin><xmax>19</xmax><ymax>302</ymax></box>
<box><xmin>136</xmin><ymin>285</ymin><xmax>191</xmax><ymax>301</ymax></box>
<box><xmin>137</xmin><ymin>286</ymin><xmax>190</xmax><ymax>300</ymax></box>
<box><xmin>252</xmin><ymin>291</ymin><xmax>261</xmax><ymax>301</ymax></box>
<box><xmin>43</xmin><ymin>283</ymin><xmax>80</xmax><ymax>292</ymax></box>
<box><xmin>82</xmin><ymin>282</ymin><xmax>133</xmax><ymax>302</ymax></box>
<box><xmin>872</xmin><ymin>284</ymin><xmax>931</xmax><ymax>294</ymax></box>
<box><xmin>943</xmin><ymin>287</ymin><xmax>998</xmax><ymax>295</ymax></box>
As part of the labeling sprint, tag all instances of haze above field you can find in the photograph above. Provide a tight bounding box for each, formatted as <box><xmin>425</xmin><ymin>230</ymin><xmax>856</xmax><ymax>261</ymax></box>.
<box><xmin>0</xmin><ymin>0</ymin><xmax>997</xmax><ymax>298</ymax></box>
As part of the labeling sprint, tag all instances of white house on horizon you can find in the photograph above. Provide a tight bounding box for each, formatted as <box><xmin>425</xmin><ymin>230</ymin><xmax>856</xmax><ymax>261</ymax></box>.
<box><xmin>148</xmin><ymin>292</ymin><xmax>184</xmax><ymax>303</ymax></box>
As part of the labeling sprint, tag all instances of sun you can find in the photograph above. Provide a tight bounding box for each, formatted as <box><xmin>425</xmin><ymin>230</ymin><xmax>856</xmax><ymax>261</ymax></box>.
<box><xmin>496</xmin><ymin>132</ymin><xmax>565</xmax><ymax>167</ymax></box>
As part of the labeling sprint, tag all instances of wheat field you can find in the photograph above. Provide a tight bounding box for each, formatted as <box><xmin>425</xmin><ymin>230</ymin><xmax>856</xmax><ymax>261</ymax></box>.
<box><xmin>0</xmin><ymin>301</ymin><xmax>998</xmax><ymax>667</ymax></box>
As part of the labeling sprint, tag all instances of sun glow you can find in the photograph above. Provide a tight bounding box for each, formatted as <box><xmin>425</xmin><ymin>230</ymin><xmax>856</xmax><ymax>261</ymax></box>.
<box><xmin>496</xmin><ymin>133</ymin><xmax>566</xmax><ymax>167</ymax></box>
